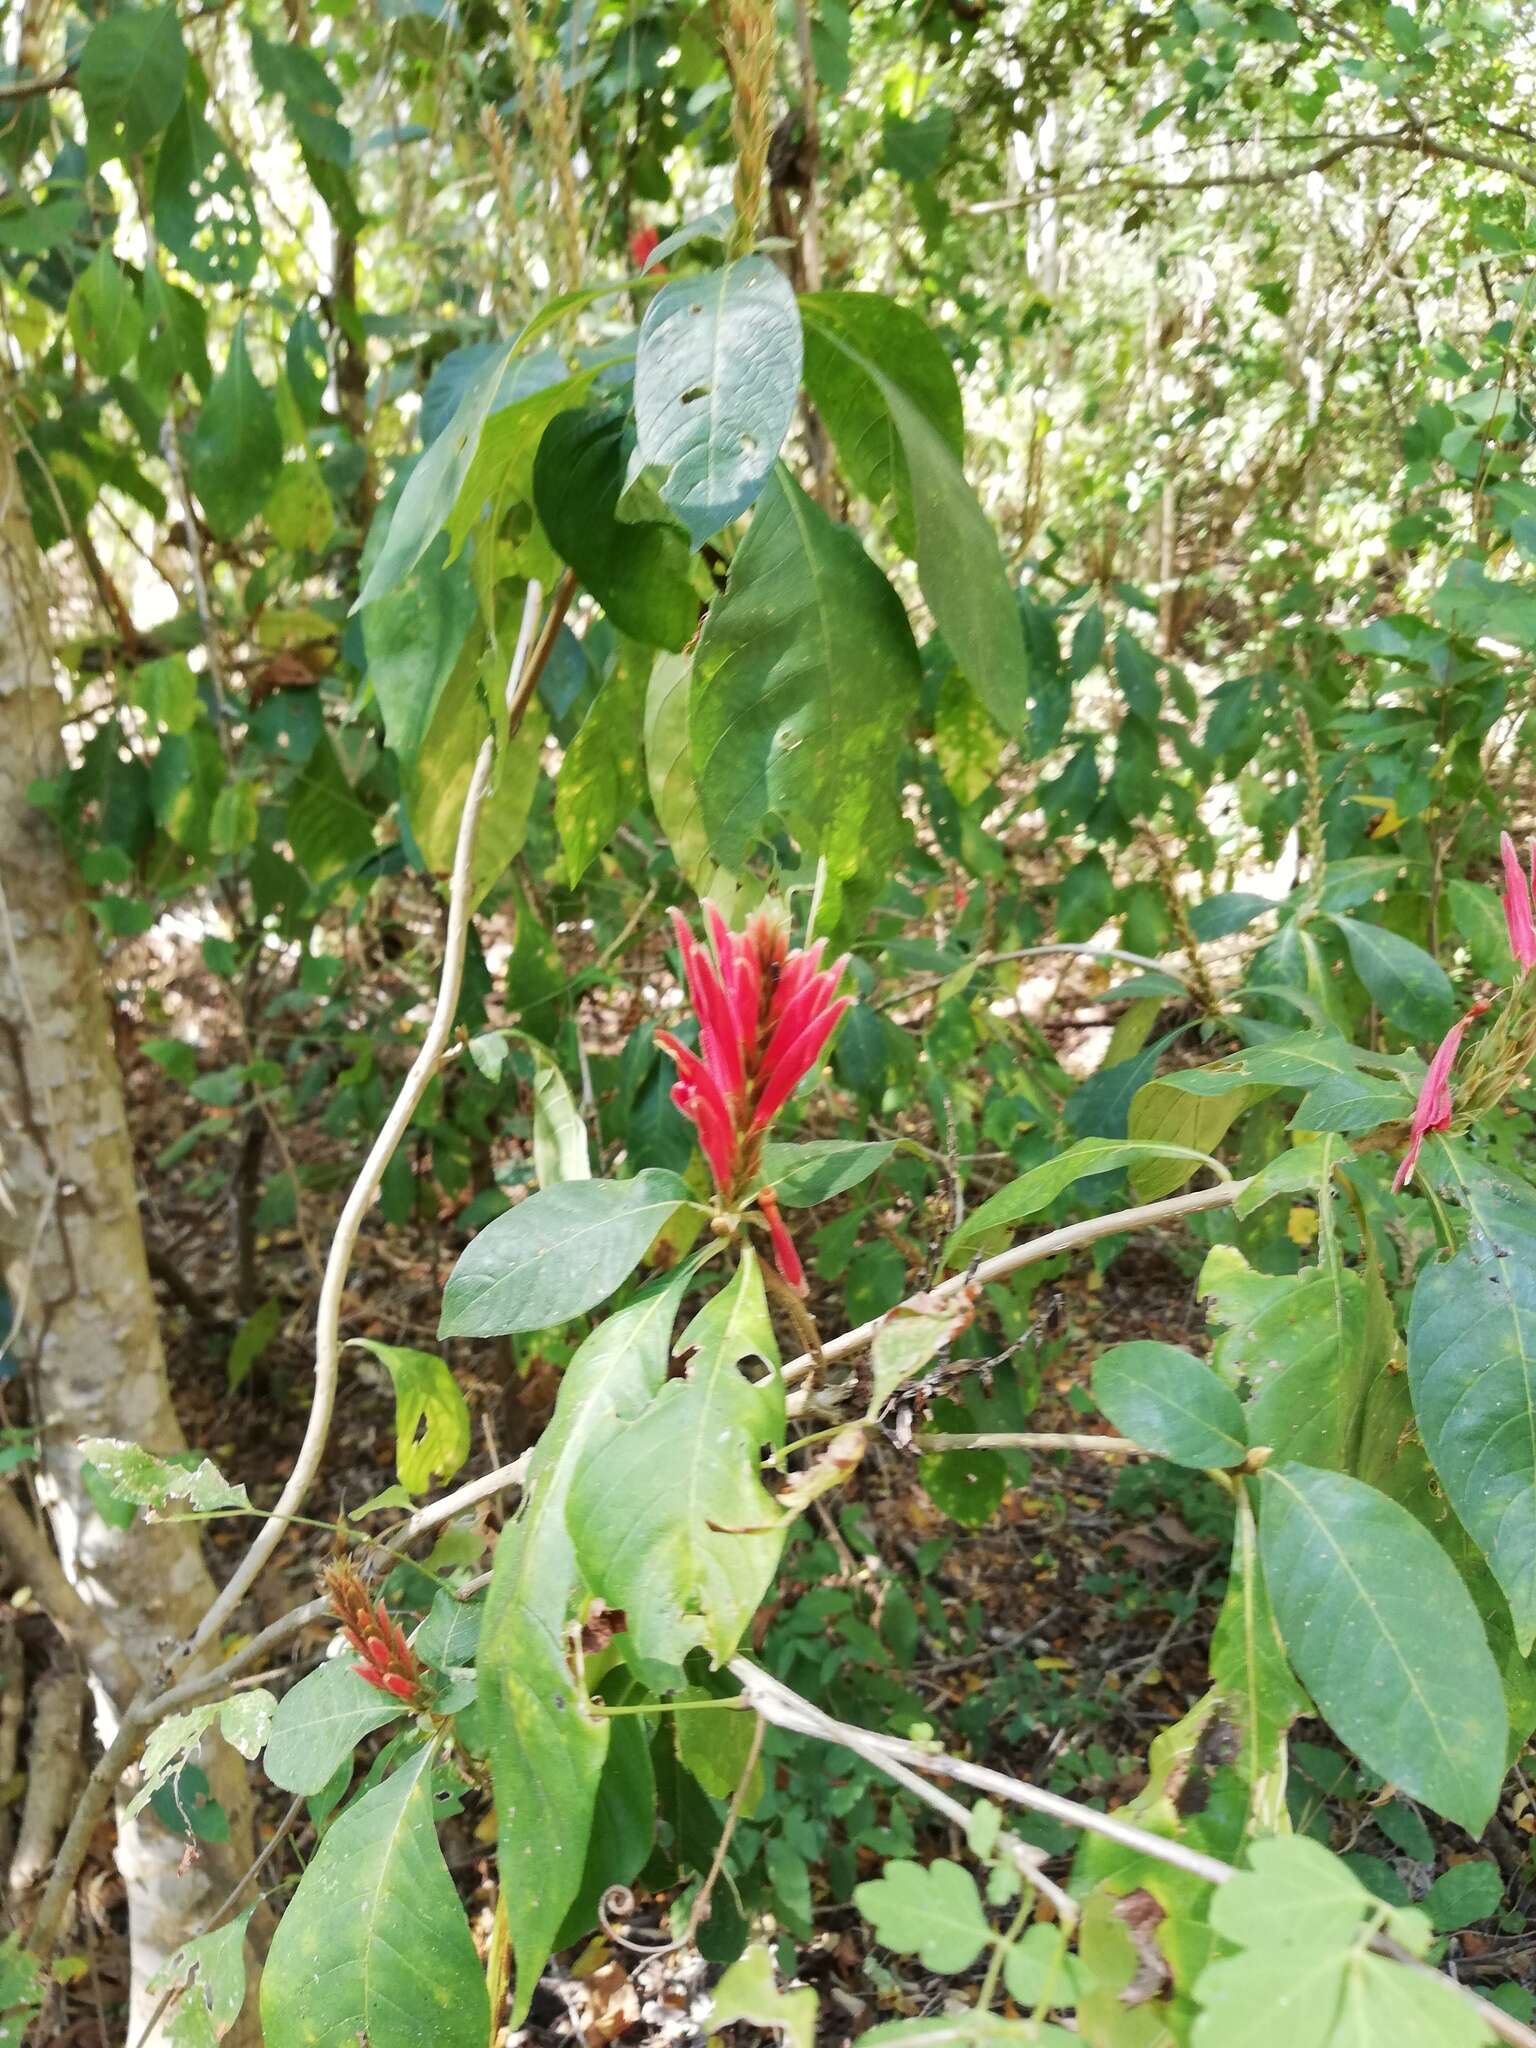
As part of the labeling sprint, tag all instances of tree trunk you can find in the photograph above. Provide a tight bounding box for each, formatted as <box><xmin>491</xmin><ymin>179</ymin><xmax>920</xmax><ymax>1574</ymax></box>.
<box><xmin>0</xmin><ymin>421</ymin><xmax>259</xmax><ymax>2041</ymax></box>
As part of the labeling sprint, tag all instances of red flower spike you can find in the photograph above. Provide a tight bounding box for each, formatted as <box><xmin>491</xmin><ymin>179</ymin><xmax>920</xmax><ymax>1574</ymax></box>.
<box><xmin>381</xmin><ymin>1673</ymin><xmax>417</xmax><ymax>1701</ymax></box>
<box><xmin>658</xmin><ymin>903</ymin><xmax>851</xmax><ymax>1207</ymax></box>
<box><xmin>1501</xmin><ymin>832</ymin><xmax>1536</xmax><ymax>973</ymax></box>
<box><xmin>1393</xmin><ymin>1002</ymin><xmax>1488</xmax><ymax>1192</ymax></box>
<box><xmin>629</xmin><ymin>224</ymin><xmax>662</xmax><ymax>272</ymax></box>
<box><xmin>364</xmin><ymin>1634</ymin><xmax>392</xmax><ymax>1670</ymax></box>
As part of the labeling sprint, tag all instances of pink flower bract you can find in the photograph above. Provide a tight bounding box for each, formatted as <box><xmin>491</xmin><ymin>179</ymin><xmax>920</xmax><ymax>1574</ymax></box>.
<box><xmin>1392</xmin><ymin>1004</ymin><xmax>1486</xmax><ymax>1193</ymax></box>
<box><xmin>1500</xmin><ymin>832</ymin><xmax>1536</xmax><ymax>974</ymax></box>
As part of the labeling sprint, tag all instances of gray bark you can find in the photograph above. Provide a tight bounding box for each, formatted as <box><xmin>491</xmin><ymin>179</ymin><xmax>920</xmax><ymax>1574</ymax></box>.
<box><xmin>0</xmin><ymin>418</ymin><xmax>258</xmax><ymax>2040</ymax></box>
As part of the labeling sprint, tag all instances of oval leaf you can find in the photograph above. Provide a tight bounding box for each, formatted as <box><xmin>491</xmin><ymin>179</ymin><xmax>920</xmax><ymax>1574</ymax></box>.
<box><xmin>1258</xmin><ymin>1462</ymin><xmax>1505</xmax><ymax>1832</ymax></box>
<box><xmin>260</xmin><ymin>1744</ymin><xmax>488</xmax><ymax>2048</ymax></box>
<box><xmin>438</xmin><ymin>1169</ymin><xmax>692</xmax><ymax>1338</ymax></box>
<box><xmin>1093</xmin><ymin>1341</ymin><xmax>1248</xmax><ymax>1469</ymax></box>
<box><xmin>632</xmin><ymin>256</ymin><xmax>802</xmax><ymax>546</ymax></box>
<box><xmin>263</xmin><ymin>1659</ymin><xmax>401</xmax><ymax>1796</ymax></box>
<box><xmin>945</xmin><ymin>1137</ymin><xmax>1219</xmax><ymax>1265</ymax></box>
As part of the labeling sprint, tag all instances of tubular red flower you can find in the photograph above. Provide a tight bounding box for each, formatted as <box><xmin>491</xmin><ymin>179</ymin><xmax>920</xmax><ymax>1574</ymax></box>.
<box><xmin>660</xmin><ymin>903</ymin><xmax>850</xmax><ymax>1194</ymax></box>
<box><xmin>1502</xmin><ymin>832</ymin><xmax>1536</xmax><ymax>973</ymax></box>
<box><xmin>758</xmin><ymin>1185</ymin><xmax>806</xmax><ymax>1294</ymax></box>
<box><xmin>1393</xmin><ymin>1004</ymin><xmax>1486</xmax><ymax>1192</ymax></box>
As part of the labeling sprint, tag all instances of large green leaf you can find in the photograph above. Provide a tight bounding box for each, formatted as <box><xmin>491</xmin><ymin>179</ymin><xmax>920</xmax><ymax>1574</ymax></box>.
<box><xmin>478</xmin><ymin>1276</ymin><xmax>687</xmax><ymax>2018</ymax></box>
<box><xmin>568</xmin><ymin>1252</ymin><xmax>786</xmax><ymax>1683</ymax></box>
<box><xmin>1329</xmin><ymin>915</ymin><xmax>1456</xmax><ymax>1041</ymax></box>
<box><xmin>799</xmin><ymin>291</ymin><xmax>964</xmax><ymax>551</ymax></box>
<box><xmin>67</xmin><ymin>246</ymin><xmax>141</xmax><ymax>377</ymax></box>
<box><xmin>690</xmin><ymin>467</ymin><xmax>920</xmax><ymax>895</ymax></box>
<box><xmin>758</xmin><ymin>1138</ymin><xmax>895</xmax><ymax>1207</ymax></box>
<box><xmin>534</xmin><ymin>409</ymin><xmax>699</xmax><ymax>649</ymax></box>
<box><xmin>152</xmin><ymin>103</ymin><xmax>260</xmax><ymax>288</ymax></box>
<box><xmin>360</xmin><ymin>503</ymin><xmax>478</xmax><ymax>777</ymax></box>
<box><xmin>631</xmin><ymin>257</ymin><xmax>802</xmax><ymax>546</ymax></box>
<box><xmin>78</xmin><ymin>3</ymin><xmax>187</xmax><ymax>162</ymax></box>
<box><xmin>1201</xmin><ymin>1243</ymin><xmax>1371</xmax><ymax>1471</ymax></box>
<box><xmin>350</xmin><ymin>1341</ymin><xmax>470</xmax><ymax>1494</ymax></box>
<box><xmin>944</xmin><ymin>1137</ymin><xmax>1222</xmax><ymax>1265</ymax></box>
<box><xmin>1409</xmin><ymin>1159</ymin><xmax>1536</xmax><ymax>1653</ymax></box>
<box><xmin>1092</xmin><ymin>1342</ymin><xmax>1248</xmax><ymax>1469</ymax></box>
<box><xmin>1257</xmin><ymin>1462</ymin><xmax>1505</xmax><ymax>1832</ymax></box>
<box><xmin>260</xmin><ymin>1744</ymin><xmax>488</xmax><ymax>2048</ymax></box>
<box><xmin>438</xmin><ymin>1170</ymin><xmax>692</xmax><ymax>1337</ymax></box>
<box><xmin>263</xmin><ymin>1659</ymin><xmax>401</xmax><ymax>1795</ymax></box>
<box><xmin>186</xmin><ymin>320</ymin><xmax>282</xmax><ymax>539</ymax></box>
<box><xmin>554</xmin><ymin>642</ymin><xmax>651</xmax><ymax>884</ymax></box>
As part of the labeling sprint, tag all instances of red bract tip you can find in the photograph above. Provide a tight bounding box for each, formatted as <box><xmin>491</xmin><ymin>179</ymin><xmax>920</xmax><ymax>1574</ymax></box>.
<box><xmin>380</xmin><ymin>1672</ymin><xmax>418</xmax><ymax>1702</ymax></box>
<box><xmin>1393</xmin><ymin>1003</ymin><xmax>1486</xmax><ymax>1192</ymax></box>
<box><xmin>758</xmin><ymin>1185</ymin><xmax>806</xmax><ymax>1294</ymax></box>
<box><xmin>1502</xmin><ymin>832</ymin><xmax>1536</xmax><ymax>973</ymax></box>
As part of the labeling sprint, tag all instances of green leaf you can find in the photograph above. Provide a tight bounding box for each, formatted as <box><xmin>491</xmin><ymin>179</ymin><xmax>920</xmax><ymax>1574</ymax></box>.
<box><xmin>1203</xmin><ymin>1245</ymin><xmax>1371</xmax><ymax>1472</ymax></box>
<box><xmin>133</xmin><ymin>653</ymin><xmax>200</xmax><ymax>733</ymax></box>
<box><xmin>708</xmin><ymin>1943</ymin><xmax>817</xmax><ymax>2048</ymax></box>
<box><xmin>265</xmin><ymin>460</ymin><xmax>334</xmax><ymax>552</ymax></box>
<box><xmin>350</xmin><ymin>1341</ymin><xmax>471</xmax><ymax>1494</ymax></box>
<box><xmin>77</xmin><ymin>1438</ymin><xmax>249</xmax><ymax>1514</ymax></box>
<box><xmin>1408</xmin><ymin>1162</ymin><xmax>1536</xmax><ymax>1652</ymax></box>
<box><xmin>520</xmin><ymin>1037</ymin><xmax>591</xmax><ymax>1187</ymax></box>
<box><xmin>127</xmin><ymin>1691</ymin><xmax>275</xmax><ymax>1821</ymax></box>
<box><xmin>945</xmin><ymin>1138</ymin><xmax>1223</xmax><ymax>1264</ymax></box>
<box><xmin>260</xmin><ymin>1745</ymin><xmax>489</xmax><ymax>2048</ymax></box>
<box><xmin>920</xmin><ymin>1445</ymin><xmax>1006</xmax><ymax>1527</ymax></box>
<box><xmin>631</xmin><ymin>257</ymin><xmax>802</xmax><ymax>547</ymax></box>
<box><xmin>1210</xmin><ymin>1485</ymin><xmax>1308</xmax><ymax>1789</ymax></box>
<box><xmin>149</xmin><ymin>1905</ymin><xmax>254</xmax><ymax>2043</ymax></box>
<box><xmin>226</xmin><ymin>1297</ymin><xmax>281</xmax><ymax>1391</ymax></box>
<box><xmin>799</xmin><ymin>291</ymin><xmax>964</xmax><ymax>554</ymax></box>
<box><xmin>691</xmin><ymin>467</ymin><xmax>921</xmax><ymax>896</ymax></box>
<box><xmin>1127</xmin><ymin>1074</ymin><xmax>1259</xmax><ymax>1199</ymax></box>
<box><xmin>1002</xmin><ymin>1925</ymin><xmax>1083</xmax><ymax>2010</ymax></box>
<box><xmin>535</xmin><ymin>410</ymin><xmax>699</xmax><ymax>649</ymax></box>
<box><xmin>1193</xmin><ymin>1837</ymin><xmax>1485</xmax><ymax>2048</ymax></box>
<box><xmin>401</xmin><ymin>641</ymin><xmax>545</xmax><ymax>908</ymax></box>
<box><xmin>852</xmin><ymin>1858</ymin><xmax>991</xmax><ymax>1972</ymax></box>
<box><xmin>676</xmin><ymin>1695</ymin><xmax>759</xmax><ymax>1800</ymax></box>
<box><xmin>152</xmin><ymin>103</ymin><xmax>260</xmax><ymax>287</ymax></box>
<box><xmin>1422</xmin><ymin>1860</ymin><xmax>1503</xmax><ymax>1931</ymax></box>
<box><xmin>555</xmin><ymin>643</ymin><xmax>651</xmax><ymax>884</ymax></box>
<box><xmin>1258</xmin><ymin>1462</ymin><xmax>1506</xmax><ymax>1832</ymax></box>
<box><xmin>568</xmin><ymin>1252</ymin><xmax>786</xmax><ymax>1682</ymax></box>
<box><xmin>758</xmin><ymin>1138</ymin><xmax>895</xmax><ymax>1207</ymax></box>
<box><xmin>286</xmin><ymin>735</ymin><xmax>375</xmax><ymax>882</ymax></box>
<box><xmin>478</xmin><ymin>1277</ymin><xmax>688</xmax><ymax>2016</ymax></box>
<box><xmin>881</xmin><ymin>104</ymin><xmax>954</xmax><ymax>181</ymax></box>
<box><xmin>356</xmin><ymin>342</ymin><xmax>515</xmax><ymax>603</ymax></box>
<box><xmin>645</xmin><ymin>651</ymin><xmax>736</xmax><ymax>899</ymax></box>
<box><xmin>440</xmin><ymin>1171</ymin><xmax>690</xmax><ymax>1339</ymax></box>
<box><xmin>361</xmin><ymin>503</ymin><xmax>478</xmax><ymax>780</ymax></box>
<box><xmin>1329</xmin><ymin>915</ymin><xmax>1456</xmax><ymax>1041</ymax></box>
<box><xmin>1446</xmin><ymin>878</ymin><xmax>1515</xmax><ymax>983</ymax></box>
<box><xmin>187</xmin><ymin>321</ymin><xmax>282</xmax><ymax>539</ymax></box>
<box><xmin>67</xmin><ymin>246</ymin><xmax>142</xmax><ymax>377</ymax></box>
<box><xmin>263</xmin><ymin>1659</ymin><xmax>401</xmax><ymax>1795</ymax></box>
<box><xmin>1092</xmin><ymin>1342</ymin><xmax>1248</xmax><ymax>1469</ymax></box>
<box><xmin>77</xmin><ymin>4</ymin><xmax>187</xmax><ymax>162</ymax></box>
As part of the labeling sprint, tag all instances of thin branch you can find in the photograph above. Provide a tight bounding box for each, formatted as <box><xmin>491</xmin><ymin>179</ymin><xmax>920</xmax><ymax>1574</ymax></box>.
<box><xmin>0</xmin><ymin>1485</ymin><xmax>138</xmax><ymax>1703</ymax></box>
<box><xmin>782</xmin><ymin>1177</ymin><xmax>1249</xmax><ymax>1391</ymax></box>
<box><xmin>726</xmin><ymin>1660</ymin><xmax>1536</xmax><ymax>2048</ymax></box>
<box><xmin>177</xmin><ymin>585</ymin><xmax>546</xmax><ymax>1669</ymax></box>
<box><xmin>0</xmin><ymin>64</ymin><xmax>75</xmax><ymax>103</ymax></box>
<box><xmin>914</xmin><ymin>1431</ymin><xmax>1141</xmax><ymax>1456</ymax></box>
<box><xmin>875</xmin><ymin>942</ymin><xmax>1189</xmax><ymax>1013</ymax></box>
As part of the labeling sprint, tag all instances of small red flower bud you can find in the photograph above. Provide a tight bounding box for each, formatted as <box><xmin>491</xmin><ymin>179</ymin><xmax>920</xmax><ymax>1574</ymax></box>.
<box><xmin>364</xmin><ymin>1634</ymin><xmax>393</xmax><ymax>1670</ymax></box>
<box><xmin>380</xmin><ymin>1672</ymin><xmax>417</xmax><ymax>1702</ymax></box>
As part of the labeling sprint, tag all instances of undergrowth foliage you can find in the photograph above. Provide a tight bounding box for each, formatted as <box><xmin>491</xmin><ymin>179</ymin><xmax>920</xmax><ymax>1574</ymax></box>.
<box><xmin>9</xmin><ymin>1</ymin><xmax>1536</xmax><ymax>2045</ymax></box>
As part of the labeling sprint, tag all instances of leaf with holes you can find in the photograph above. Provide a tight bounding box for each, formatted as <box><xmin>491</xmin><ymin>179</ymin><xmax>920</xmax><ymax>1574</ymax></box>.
<box><xmin>153</xmin><ymin>103</ymin><xmax>260</xmax><ymax>287</ymax></box>
<box><xmin>1258</xmin><ymin>1462</ymin><xmax>1505</xmax><ymax>1831</ymax></box>
<box><xmin>479</xmin><ymin>1275</ymin><xmax>688</xmax><ymax>2018</ymax></box>
<box><xmin>350</xmin><ymin>1342</ymin><xmax>470</xmax><ymax>1494</ymax></box>
<box><xmin>631</xmin><ymin>257</ymin><xmax>802</xmax><ymax>546</ymax></box>
<box><xmin>127</xmin><ymin>1692</ymin><xmax>275</xmax><ymax>1822</ymax></box>
<box><xmin>78</xmin><ymin>1438</ymin><xmax>249</xmax><ymax>1515</ymax></box>
<box><xmin>568</xmin><ymin>1252</ymin><xmax>785</xmax><ymax>1684</ymax></box>
<box><xmin>259</xmin><ymin>1745</ymin><xmax>488</xmax><ymax>2048</ymax></box>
